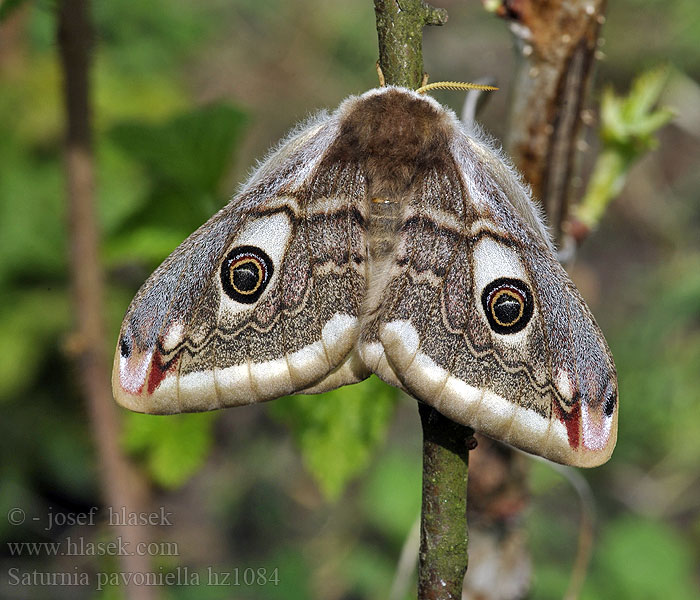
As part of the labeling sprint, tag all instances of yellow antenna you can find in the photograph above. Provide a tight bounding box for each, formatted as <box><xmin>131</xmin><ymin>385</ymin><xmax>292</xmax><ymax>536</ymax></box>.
<box><xmin>415</xmin><ymin>81</ymin><xmax>498</xmax><ymax>94</ymax></box>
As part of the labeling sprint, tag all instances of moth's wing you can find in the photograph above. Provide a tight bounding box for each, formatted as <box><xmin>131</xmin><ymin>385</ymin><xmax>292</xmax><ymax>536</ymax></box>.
<box><xmin>113</xmin><ymin>117</ymin><xmax>370</xmax><ymax>414</ymax></box>
<box><xmin>360</xmin><ymin>130</ymin><xmax>617</xmax><ymax>467</ymax></box>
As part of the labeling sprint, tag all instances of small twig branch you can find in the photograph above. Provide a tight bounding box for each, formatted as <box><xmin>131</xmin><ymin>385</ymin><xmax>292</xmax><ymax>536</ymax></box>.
<box><xmin>57</xmin><ymin>2</ymin><xmax>154</xmax><ymax>598</ymax></box>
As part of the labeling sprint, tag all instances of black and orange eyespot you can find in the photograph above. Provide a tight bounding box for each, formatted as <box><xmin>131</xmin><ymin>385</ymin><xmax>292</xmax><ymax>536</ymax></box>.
<box><xmin>481</xmin><ymin>278</ymin><xmax>534</xmax><ymax>334</ymax></box>
<box><xmin>220</xmin><ymin>245</ymin><xmax>274</xmax><ymax>304</ymax></box>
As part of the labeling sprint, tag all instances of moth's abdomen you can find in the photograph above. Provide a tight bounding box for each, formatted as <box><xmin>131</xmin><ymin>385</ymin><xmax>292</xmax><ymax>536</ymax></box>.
<box><xmin>368</xmin><ymin>196</ymin><xmax>400</xmax><ymax>262</ymax></box>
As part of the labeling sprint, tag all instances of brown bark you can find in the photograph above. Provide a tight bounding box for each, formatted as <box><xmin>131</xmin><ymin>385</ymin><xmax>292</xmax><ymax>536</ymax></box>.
<box><xmin>501</xmin><ymin>0</ymin><xmax>607</xmax><ymax>242</ymax></box>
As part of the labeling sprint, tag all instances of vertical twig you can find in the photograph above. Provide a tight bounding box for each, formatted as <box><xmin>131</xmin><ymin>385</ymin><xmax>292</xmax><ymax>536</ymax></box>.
<box><xmin>57</xmin><ymin>2</ymin><xmax>155</xmax><ymax>599</ymax></box>
<box><xmin>374</xmin><ymin>2</ymin><xmax>474</xmax><ymax>598</ymax></box>
<box><xmin>374</xmin><ymin>0</ymin><xmax>447</xmax><ymax>89</ymax></box>
<box><xmin>418</xmin><ymin>405</ymin><xmax>473</xmax><ymax>599</ymax></box>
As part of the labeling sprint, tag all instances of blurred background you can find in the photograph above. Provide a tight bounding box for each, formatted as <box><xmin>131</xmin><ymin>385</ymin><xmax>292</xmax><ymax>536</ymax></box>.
<box><xmin>0</xmin><ymin>0</ymin><xmax>699</xmax><ymax>598</ymax></box>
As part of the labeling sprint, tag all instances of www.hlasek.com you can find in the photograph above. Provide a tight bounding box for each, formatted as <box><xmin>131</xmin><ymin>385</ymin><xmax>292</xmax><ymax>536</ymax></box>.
<box><xmin>6</xmin><ymin>566</ymin><xmax>280</xmax><ymax>590</ymax></box>
<box><xmin>7</xmin><ymin>536</ymin><xmax>178</xmax><ymax>557</ymax></box>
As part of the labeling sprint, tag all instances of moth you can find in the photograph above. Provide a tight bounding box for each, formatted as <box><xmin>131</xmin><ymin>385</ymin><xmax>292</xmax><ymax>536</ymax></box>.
<box><xmin>113</xmin><ymin>86</ymin><xmax>618</xmax><ymax>467</ymax></box>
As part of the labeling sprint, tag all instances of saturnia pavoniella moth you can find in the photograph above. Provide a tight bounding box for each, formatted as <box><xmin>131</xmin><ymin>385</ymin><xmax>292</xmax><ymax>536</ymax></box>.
<box><xmin>113</xmin><ymin>86</ymin><xmax>618</xmax><ymax>468</ymax></box>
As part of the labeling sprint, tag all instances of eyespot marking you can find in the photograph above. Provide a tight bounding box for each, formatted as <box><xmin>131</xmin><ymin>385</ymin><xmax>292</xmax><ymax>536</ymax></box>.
<box><xmin>220</xmin><ymin>245</ymin><xmax>274</xmax><ymax>304</ymax></box>
<box><xmin>481</xmin><ymin>277</ymin><xmax>534</xmax><ymax>334</ymax></box>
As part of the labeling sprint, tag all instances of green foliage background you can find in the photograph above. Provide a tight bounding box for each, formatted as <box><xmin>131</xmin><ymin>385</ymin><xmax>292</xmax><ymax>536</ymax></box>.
<box><xmin>0</xmin><ymin>1</ymin><xmax>699</xmax><ymax>598</ymax></box>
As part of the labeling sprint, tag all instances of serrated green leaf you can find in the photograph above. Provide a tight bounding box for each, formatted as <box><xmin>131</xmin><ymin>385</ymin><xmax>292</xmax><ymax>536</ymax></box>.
<box><xmin>634</xmin><ymin>107</ymin><xmax>676</xmax><ymax>140</ymax></box>
<box><xmin>626</xmin><ymin>67</ymin><xmax>670</xmax><ymax>121</ymax></box>
<box><xmin>600</xmin><ymin>67</ymin><xmax>673</xmax><ymax>151</ymax></box>
<box><xmin>269</xmin><ymin>377</ymin><xmax>398</xmax><ymax>501</ymax></box>
<box><xmin>578</xmin><ymin>66</ymin><xmax>674</xmax><ymax>229</ymax></box>
<box><xmin>121</xmin><ymin>411</ymin><xmax>217</xmax><ymax>488</ymax></box>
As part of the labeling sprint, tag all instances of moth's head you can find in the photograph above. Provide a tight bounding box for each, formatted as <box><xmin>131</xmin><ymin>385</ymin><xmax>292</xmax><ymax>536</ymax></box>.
<box><xmin>331</xmin><ymin>86</ymin><xmax>455</xmax><ymax>198</ymax></box>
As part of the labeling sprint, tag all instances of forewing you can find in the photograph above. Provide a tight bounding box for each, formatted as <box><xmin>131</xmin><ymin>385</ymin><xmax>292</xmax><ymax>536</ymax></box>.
<box><xmin>113</xmin><ymin>120</ymin><xmax>370</xmax><ymax>413</ymax></box>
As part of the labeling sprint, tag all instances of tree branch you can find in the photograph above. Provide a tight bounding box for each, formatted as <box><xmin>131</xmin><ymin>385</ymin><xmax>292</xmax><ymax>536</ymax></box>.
<box><xmin>500</xmin><ymin>0</ymin><xmax>607</xmax><ymax>242</ymax></box>
<box><xmin>418</xmin><ymin>404</ymin><xmax>472</xmax><ymax>599</ymax></box>
<box><xmin>57</xmin><ymin>2</ymin><xmax>154</xmax><ymax>598</ymax></box>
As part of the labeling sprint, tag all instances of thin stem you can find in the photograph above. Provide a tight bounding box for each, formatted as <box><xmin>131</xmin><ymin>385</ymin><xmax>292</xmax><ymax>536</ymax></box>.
<box><xmin>374</xmin><ymin>0</ymin><xmax>447</xmax><ymax>89</ymax></box>
<box><xmin>418</xmin><ymin>404</ymin><xmax>473</xmax><ymax>599</ymax></box>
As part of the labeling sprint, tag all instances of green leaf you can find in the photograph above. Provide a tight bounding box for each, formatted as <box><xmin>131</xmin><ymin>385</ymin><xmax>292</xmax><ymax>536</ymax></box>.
<box><xmin>600</xmin><ymin>67</ymin><xmax>674</xmax><ymax>154</ymax></box>
<box><xmin>577</xmin><ymin>66</ymin><xmax>674</xmax><ymax>229</ymax></box>
<box><xmin>269</xmin><ymin>377</ymin><xmax>398</xmax><ymax>501</ymax></box>
<box><xmin>121</xmin><ymin>411</ymin><xmax>217</xmax><ymax>488</ymax></box>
